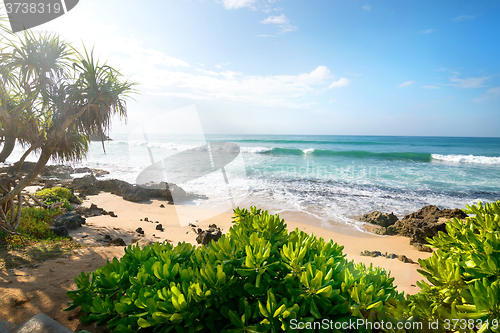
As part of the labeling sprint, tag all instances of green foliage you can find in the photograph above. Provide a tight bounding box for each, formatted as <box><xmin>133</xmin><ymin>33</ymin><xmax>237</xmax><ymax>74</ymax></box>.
<box><xmin>0</xmin><ymin>207</ymin><xmax>64</xmax><ymax>248</ymax></box>
<box><xmin>66</xmin><ymin>207</ymin><xmax>405</xmax><ymax>332</ymax></box>
<box><xmin>35</xmin><ymin>186</ymin><xmax>81</xmax><ymax>211</ymax></box>
<box><xmin>407</xmin><ymin>201</ymin><xmax>500</xmax><ymax>332</ymax></box>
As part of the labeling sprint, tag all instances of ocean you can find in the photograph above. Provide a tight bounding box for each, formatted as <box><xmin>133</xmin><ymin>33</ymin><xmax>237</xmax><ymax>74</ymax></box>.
<box><xmin>7</xmin><ymin>134</ymin><xmax>500</xmax><ymax>231</ymax></box>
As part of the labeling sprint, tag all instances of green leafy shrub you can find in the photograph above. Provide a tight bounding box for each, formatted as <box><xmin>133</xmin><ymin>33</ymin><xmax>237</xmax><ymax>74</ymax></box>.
<box><xmin>35</xmin><ymin>186</ymin><xmax>81</xmax><ymax>211</ymax></box>
<box><xmin>407</xmin><ymin>201</ymin><xmax>500</xmax><ymax>332</ymax></box>
<box><xmin>0</xmin><ymin>207</ymin><xmax>64</xmax><ymax>248</ymax></box>
<box><xmin>66</xmin><ymin>207</ymin><xmax>405</xmax><ymax>332</ymax></box>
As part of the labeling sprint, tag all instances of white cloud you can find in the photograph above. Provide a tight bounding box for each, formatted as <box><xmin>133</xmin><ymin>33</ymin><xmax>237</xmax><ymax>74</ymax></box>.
<box><xmin>259</xmin><ymin>14</ymin><xmax>297</xmax><ymax>36</ymax></box>
<box><xmin>487</xmin><ymin>87</ymin><xmax>500</xmax><ymax>95</ymax></box>
<box><xmin>30</xmin><ymin>5</ymin><xmax>338</xmax><ymax>109</ymax></box>
<box><xmin>398</xmin><ymin>81</ymin><xmax>415</xmax><ymax>88</ymax></box>
<box><xmin>448</xmin><ymin>72</ymin><xmax>489</xmax><ymax>88</ymax></box>
<box><xmin>328</xmin><ymin>77</ymin><xmax>350</xmax><ymax>88</ymax></box>
<box><xmin>221</xmin><ymin>0</ymin><xmax>256</xmax><ymax>10</ymax></box>
<box><xmin>329</xmin><ymin>99</ymin><xmax>336</xmax><ymax>104</ymax></box>
<box><xmin>422</xmin><ymin>85</ymin><xmax>440</xmax><ymax>89</ymax></box>
<box><xmin>474</xmin><ymin>86</ymin><xmax>500</xmax><ymax>103</ymax></box>
<box><xmin>278</xmin><ymin>25</ymin><xmax>297</xmax><ymax>34</ymax></box>
<box><xmin>260</xmin><ymin>14</ymin><xmax>289</xmax><ymax>25</ymax></box>
<box><xmin>215</xmin><ymin>62</ymin><xmax>232</xmax><ymax>69</ymax></box>
<box><xmin>299</xmin><ymin>66</ymin><xmax>331</xmax><ymax>83</ymax></box>
<box><xmin>423</xmin><ymin>29</ymin><xmax>436</xmax><ymax>34</ymax></box>
<box><xmin>262</xmin><ymin>6</ymin><xmax>283</xmax><ymax>14</ymax></box>
<box><xmin>362</xmin><ymin>5</ymin><xmax>372</xmax><ymax>11</ymax></box>
<box><xmin>454</xmin><ymin>15</ymin><xmax>475</xmax><ymax>22</ymax></box>
<box><xmin>138</xmin><ymin>65</ymin><xmax>339</xmax><ymax>108</ymax></box>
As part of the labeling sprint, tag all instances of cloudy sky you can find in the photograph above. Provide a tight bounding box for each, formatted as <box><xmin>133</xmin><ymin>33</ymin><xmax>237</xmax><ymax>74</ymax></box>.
<box><xmin>2</xmin><ymin>0</ymin><xmax>499</xmax><ymax>136</ymax></box>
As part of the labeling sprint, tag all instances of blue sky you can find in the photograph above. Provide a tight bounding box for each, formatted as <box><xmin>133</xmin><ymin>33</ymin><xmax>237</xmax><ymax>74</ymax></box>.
<box><xmin>3</xmin><ymin>0</ymin><xmax>500</xmax><ymax>136</ymax></box>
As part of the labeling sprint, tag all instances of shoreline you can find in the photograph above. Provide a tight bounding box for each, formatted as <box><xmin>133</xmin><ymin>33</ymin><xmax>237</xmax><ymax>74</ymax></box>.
<box><xmin>0</xmin><ymin>180</ymin><xmax>446</xmax><ymax>331</ymax></box>
<box><xmin>71</xmin><ymin>192</ymin><xmax>432</xmax><ymax>295</ymax></box>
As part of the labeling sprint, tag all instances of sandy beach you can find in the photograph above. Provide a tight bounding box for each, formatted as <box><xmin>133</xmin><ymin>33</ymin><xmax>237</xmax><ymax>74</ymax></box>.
<box><xmin>71</xmin><ymin>192</ymin><xmax>432</xmax><ymax>294</ymax></box>
<box><xmin>0</xmin><ymin>191</ymin><xmax>432</xmax><ymax>332</ymax></box>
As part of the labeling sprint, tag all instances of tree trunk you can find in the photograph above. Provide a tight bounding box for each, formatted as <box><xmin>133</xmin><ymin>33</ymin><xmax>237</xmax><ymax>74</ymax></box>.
<box><xmin>0</xmin><ymin>105</ymin><xmax>16</xmax><ymax>163</ymax></box>
<box><xmin>0</xmin><ymin>129</ymin><xmax>16</xmax><ymax>163</ymax></box>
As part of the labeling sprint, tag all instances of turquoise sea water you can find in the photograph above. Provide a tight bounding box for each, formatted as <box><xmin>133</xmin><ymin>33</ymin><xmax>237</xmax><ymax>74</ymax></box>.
<box><xmin>7</xmin><ymin>134</ymin><xmax>500</xmax><ymax>230</ymax></box>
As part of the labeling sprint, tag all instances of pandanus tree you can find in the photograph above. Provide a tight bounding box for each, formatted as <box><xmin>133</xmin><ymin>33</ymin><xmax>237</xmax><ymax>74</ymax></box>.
<box><xmin>0</xmin><ymin>26</ymin><xmax>135</xmax><ymax>233</ymax></box>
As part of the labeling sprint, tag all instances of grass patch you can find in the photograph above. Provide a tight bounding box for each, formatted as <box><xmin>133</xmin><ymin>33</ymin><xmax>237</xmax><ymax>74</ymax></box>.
<box><xmin>0</xmin><ymin>205</ymin><xmax>84</xmax><ymax>269</ymax></box>
<box><xmin>0</xmin><ymin>238</ymin><xmax>84</xmax><ymax>269</ymax></box>
<box><xmin>0</xmin><ymin>207</ymin><xmax>64</xmax><ymax>248</ymax></box>
<box><xmin>35</xmin><ymin>186</ymin><xmax>82</xmax><ymax>211</ymax></box>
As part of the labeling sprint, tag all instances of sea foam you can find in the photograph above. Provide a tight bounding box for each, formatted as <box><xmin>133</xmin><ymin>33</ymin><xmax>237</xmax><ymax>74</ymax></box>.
<box><xmin>431</xmin><ymin>154</ymin><xmax>500</xmax><ymax>165</ymax></box>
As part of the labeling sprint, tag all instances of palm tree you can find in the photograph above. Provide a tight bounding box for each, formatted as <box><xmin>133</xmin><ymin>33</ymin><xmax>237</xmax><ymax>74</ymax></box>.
<box><xmin>0</xmin><ymin>27</ymin><xmax>135</xmax><ymax>233</ymax></box>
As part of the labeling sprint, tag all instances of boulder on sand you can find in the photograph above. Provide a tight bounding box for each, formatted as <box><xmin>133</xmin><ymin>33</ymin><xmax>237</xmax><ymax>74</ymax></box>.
<box><xmin>359</xmin><ymin>211</ymin><xmax>398</xmax><ymax>227</ymax></box>
<box><xmin>193</xmin><ymin>224</ymin><xmax>222</xmax><ymax>246</ymax></box>
<box><xmin>50</xmin><ymin>226</ymin><xmax>69</xmax><ymax>237</ymax></box>
<box><xmin>372</xmin><ymin>205</ymin><xmax>468</xmax><ymax>252</ymax></box>
<box><xmin>108</xmin><ymin>238</ymin><xmax>126</xmax><ymax>246</ymax></box>
<box><xmin>52</xmin><ymin>212</ymin><xmax>86</xmax><ymax>230</ymax></box>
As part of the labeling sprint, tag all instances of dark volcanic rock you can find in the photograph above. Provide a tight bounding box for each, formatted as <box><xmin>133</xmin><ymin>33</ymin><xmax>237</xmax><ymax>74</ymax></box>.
<box><xmin>75</xmin><ymin>203</ymin><xmax>115</xmax><ymax>218</ymax></box>
<box><xmin>193</xmin><ymin>224</ymin><xmax>222</xmax><ymax>246</ymax></box>
<box><xmin>73</xmin><ymin>167</ymin><xmax>92</xmax><ymax>174</ymax></box>
<box><xmin>412</xmin><ymin>243</ymin><xmax>432</xmax><ymax>253</ymax></box>
<box><xmin>135</xmin><ymin>227</ymin><xmax>144</xmax><ymax>235</ymax></box>
<box><xmin>373</xmin><ymin>205</ymin><xmax>468</xmax><ymax>251</ymax></box>
<box><xmin>108</xmin><ymin>238</ymin><xmax>126</xmax><ymax>246</ymax></box>
<box><xmin>41</xmin><ymin>165</ymin><xmax>74</xmax><ymax>179</ymax></box>
<box><xmin>360</xmin><ymin>250</ymin><xmax>417</xmax><ymax>264</ymax></box>
<box><xmin>7</xmin><ymin>162</ymin><xmax>74</xmax><ymax>179</ymax></box>
<box><xmin>69</xmin><ymin>175</ymin><xmax>99</xmax><ymax>197</ymax></box>
<box><xmin>359</xmin><ymin>211</ymin><xmax>398</xmax><ymax>227</ymax></box>
<box><xmin>52</xmin><ymin>212</ymin><xmax>86</xmax><ymax>230</ymax></box>
<box><xmin>397</xmin><ymin>255</ymin><xmax>417</xmax><ymax>264</ymax></box>
<box><xmin>50</xmin><ymin>226</ymin><xmax>69</xmax><ymax>237</ymax></box>
<box><xmin>156</xmin><ymin>224</ymin><xmax>163</xmax><ymax>231</ymax></box>
<box><xmin>69</xmin><ymin>174</ymin><xmax>202</xmax><ymax>203</ymax></box>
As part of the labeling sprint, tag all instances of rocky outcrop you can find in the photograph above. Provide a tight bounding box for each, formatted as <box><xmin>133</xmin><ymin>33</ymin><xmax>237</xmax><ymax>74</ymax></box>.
<box><xmin>50</xmin><ymin>226</ymin><xmax>69</xmax><ymax>237</ymax></box>
<box><xmin>69</xmin><ymin>174</ymin><xmax>201</xmax><ymax>203</ymax></box>
<box><xmin>108</xmin><ymin>238</ymin><xmax>126</xmax><ymax>246</ymax></box>
<box><xmin>370</xmin><ymin>205</ymin><xmax>468</xmax><ymax>252</ymax></box>
<box><xmin>50</xmin><ymin>212</ymin><xmax>86</xmax><ymax>237</ymax></box>
<box><xmin>73</xmin><ymin>167</ymin><xmax>109</xmax><ymax>177</ymax></box>
<box><xmin>359</xmin><ymin>211</ymin><xmax>398</xmax><ymax>227</ymax></box>
<box><xmin>52</xmin><ymin>212</ymin><xmax>86</xmax><ymax>230</ymax></box>
<box><xmin>192</xmin><ymin>224</ymin><xmax>222</xmax><ymax>246</ymax></box>
<box><xmin>75</xmin><ymin>203</ymin><xmax>117</xmax><ymax>218</ymax></box>
<box><xmin>3</xmin><ymin>162</ymin><xmax>109</xmax><ymax>180</ymax></box>
<box><xmin>360</xmin><ymin>250</ymin><xmax>417</xmax><ymax>264</ymax></box>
